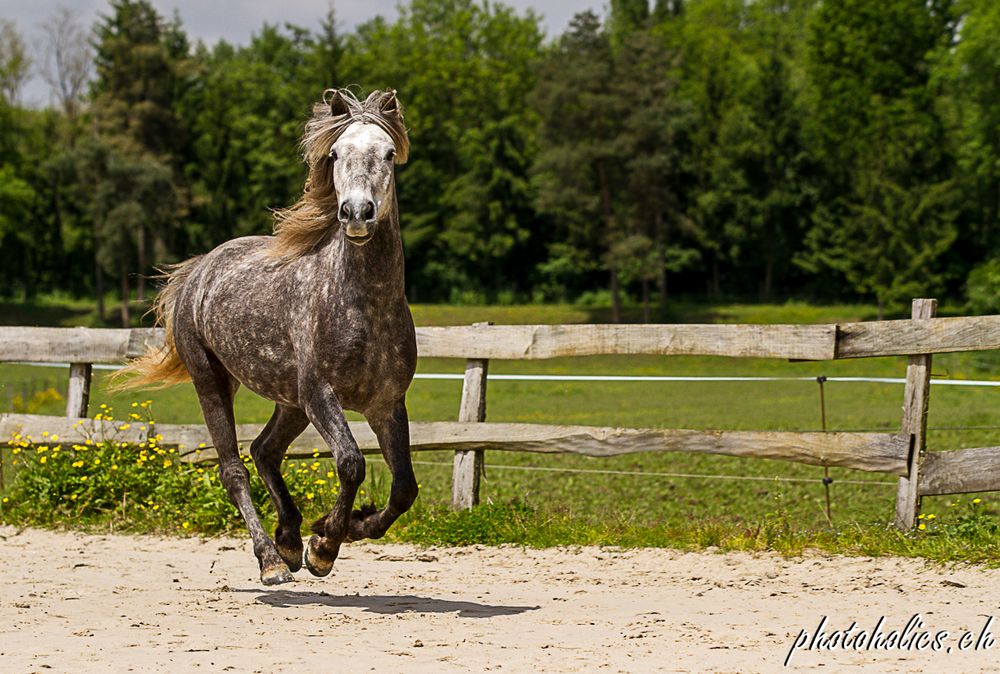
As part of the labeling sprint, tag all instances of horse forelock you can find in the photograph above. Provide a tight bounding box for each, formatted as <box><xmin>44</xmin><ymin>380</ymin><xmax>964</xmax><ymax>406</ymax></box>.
<box><xmin>269</xmin><ymin>88</ymin><xmax>409</xmax><ymax>261</ymax></box>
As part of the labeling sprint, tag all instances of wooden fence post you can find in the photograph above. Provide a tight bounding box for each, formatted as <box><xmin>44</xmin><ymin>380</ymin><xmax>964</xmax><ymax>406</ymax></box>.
<box><xmin>65</xmin><ymin>363</ymin><xmax>92</xmax><ymax>418</ymax></box>
<box><xmin>894</xmin><ymin>298</ymin><xmax>936</xmax><ymax>530</ymax></box>
<box><xmin>452</xmin><ymin>323</ymin><xmax>490</xmax><ymax>510</ymax></box>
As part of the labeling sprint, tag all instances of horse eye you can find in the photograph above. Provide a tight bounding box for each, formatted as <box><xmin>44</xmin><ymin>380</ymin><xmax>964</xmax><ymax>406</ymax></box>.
<box><xmin>329</xmin><ymin>148</ymin><xmax>338</xmax><ymax>160</ymax></box>
<box><xmin>384</xmin><ymin>149</ymin><xmax>396</xmax><ymax>161</ymax></box>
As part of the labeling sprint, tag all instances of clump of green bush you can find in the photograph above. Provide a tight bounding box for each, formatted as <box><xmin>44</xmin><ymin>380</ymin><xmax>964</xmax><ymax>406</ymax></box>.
<box><xmin>0</xmin><ymin>403</ymin><xmax>344</xmax><ymax>534</ymax></box>
<box><xmin>967</xmin><ymin>258</ymin><xmax>1000</xmax><ymax>314</ymax></box>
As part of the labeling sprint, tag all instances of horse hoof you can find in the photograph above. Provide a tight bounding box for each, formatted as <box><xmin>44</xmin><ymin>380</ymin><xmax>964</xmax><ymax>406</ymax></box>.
<box><xmin>260</xmin><ymin>564</ymin><xmax>294</xmax><ymax>586</ymax></box>
<box><xmin>277</xmin><ymin>544</ymin><xmax>304</xmax><ymax>572</ymax></box>
<box><xmin>304</xmin><ymin>535</ymin><xmax>334</xmax><ymax>577</ymax></box>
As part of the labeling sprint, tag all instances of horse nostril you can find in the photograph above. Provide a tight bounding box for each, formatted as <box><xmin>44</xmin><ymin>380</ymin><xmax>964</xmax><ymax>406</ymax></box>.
<box><xmin>338</xmin><ymin>202</ymin><xmax>352</xmax><ymax>222</ymax></box>
<box><xmin>362</xmin><ymin>200</ymin><xmax>376</xmax><ymax>221</ymax></box>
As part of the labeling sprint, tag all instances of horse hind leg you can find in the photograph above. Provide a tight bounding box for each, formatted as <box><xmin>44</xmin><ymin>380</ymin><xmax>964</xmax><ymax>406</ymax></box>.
<box><xmin>179</xmin><ymin>337</ymin><xmax>292</xmax><ymax>586</ymax></box>
<box><xmin>250</xmin><ymin>405</ymin><xmax>309</xmax><ymax>571</ymax></box>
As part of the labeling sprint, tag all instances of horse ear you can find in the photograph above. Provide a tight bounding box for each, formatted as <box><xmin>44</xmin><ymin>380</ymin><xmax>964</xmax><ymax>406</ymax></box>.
<box><xmin>379</xmin><ymin>89</ymin><xmax>403</xmax><ymax>120</ymax></box>
<box><xmin>325</xmin><ymin>89</ymin><xmax>351</xmax><ymax>118</ymax></box>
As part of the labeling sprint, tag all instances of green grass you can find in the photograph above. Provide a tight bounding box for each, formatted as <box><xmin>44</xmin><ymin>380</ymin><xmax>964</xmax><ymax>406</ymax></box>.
<box><xmin>2</xmin><ymin>298</ymin><xmax>1000</xmax><ymax>561</ymax></box>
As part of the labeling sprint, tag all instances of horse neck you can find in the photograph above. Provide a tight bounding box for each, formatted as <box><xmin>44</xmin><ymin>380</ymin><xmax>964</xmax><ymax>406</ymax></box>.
<box><xmin>324</xmin><ymin>196</ymin><xmax>406</xmax><ymax>300</ymax></box>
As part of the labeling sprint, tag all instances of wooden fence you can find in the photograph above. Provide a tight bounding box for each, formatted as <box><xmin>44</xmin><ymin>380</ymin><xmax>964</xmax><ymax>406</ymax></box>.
<box><xmin>2</xmin><ymin>298</ymin><xmax>1000</xmax><ymax>530</ymax></box>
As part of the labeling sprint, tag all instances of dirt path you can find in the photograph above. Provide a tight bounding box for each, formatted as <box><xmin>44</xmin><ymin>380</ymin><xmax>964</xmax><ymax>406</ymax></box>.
<box><xmin>2</xmin><ymin>526</ymin><xmax>1000</xmax><ymax>672</ymax></box>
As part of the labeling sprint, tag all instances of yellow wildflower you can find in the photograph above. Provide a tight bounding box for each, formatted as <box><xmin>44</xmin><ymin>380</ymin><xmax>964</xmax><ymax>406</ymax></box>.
<box><xmin>918</xmin><ymin>523</ymin><xmax>926</xmax><ymax>530</ymax></box>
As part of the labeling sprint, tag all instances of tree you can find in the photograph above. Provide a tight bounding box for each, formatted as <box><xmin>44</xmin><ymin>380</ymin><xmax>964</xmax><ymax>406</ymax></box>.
<box><xmin>613</xmin><ymin>26</ymin><xmax>697</xmax><ymax>317</ymax></box>
<box><xmin>38</xmin><ymin>7</ymin><xmax>92</xmax><ymax>122</ymax></box>
<box><xmin>178</xmin><ymin>24</ymin><xmax>324</xmax><ymax>254</ymax></box>
<box><xmin>91</xmin><ymin>0</ymin><xmax>189</xmax><ymax>314</ymax></box>
<box><xmin>342</xmin><ymin>0</ymin><xmax>544</xmax><ymax>302</ymax></box>
<box><xmin>609</xmin><ymin>0</ymin><xmax>649</xmax><ymax>48</ymax></box>
<box><xmin>533</xmin><ymin>11</ymin><xmax>629</xmax><ymax>320</ymax></box>
<box><xmin>313</xmin><ymin>4</ymin><xmax>344</xmax><ymax>88</ymax></box>
<box><xmin>669</xmin><ymin>0</ymin><xmax>757</xmax><ymax>298</ymax></box>
<box><xmin>0</xmin><ymin>20</ymin><xmax>31</xmax><ymax>105</ymax></box>
<box><xmin>799</xmin><ymin>0</ymin><xmax>958</xmax><ymax>316</ymax></box>
<box><xmin>932</xmin><ymin>0</ymin><xmax>1000</xmax><ymax>285</ymax></box>
<box><xmin>92</xmin><ymin>0</ymin><xmax>185</xmax><ymax>159</ymax></box>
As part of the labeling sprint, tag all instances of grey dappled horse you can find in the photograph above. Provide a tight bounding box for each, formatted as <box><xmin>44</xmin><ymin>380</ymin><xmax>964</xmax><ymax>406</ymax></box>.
<box><xmin>119</xmin><ymin>89</ymin><xmax>418</xmax><ymax>585</ymax></box>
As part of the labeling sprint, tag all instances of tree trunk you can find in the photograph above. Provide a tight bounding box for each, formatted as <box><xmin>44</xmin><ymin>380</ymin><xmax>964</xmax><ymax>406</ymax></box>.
<box><xmin>94</xmin><ymin>241</ymin><xmax>104</xmax><ymax>323</ymax></box>
<box><xmin>52</xmin><ymin>186</ymin><xmax>68</xmax><ymax>290</ymax></box>
<box><xmin>610</xmin><ymin>266</ymin><xmax>622</xmax><ymax>324</ymax></box>
<box><xmin>654</xmin><ymin>211</ymin><xmax>667</xmax><ymax>317</ymax></box>
<box><xmin>711</xmin><ymin>255</ymin><xmax>721</xmax><ymax>299</ymax></box>
<box><xmin>136</xmin><ymin>225</ymin><xmax>146</xmax><ymax>303</ymax></box>
<box><xmin>596</xmin><ymin>164</ymin><xmax>621</xmax><ymax>323</ymax></box>
<box><xmin>120</xmin><ymin>266</ymin><xmax>130</xmax><ymax>327</ymax></box>
<box><xmin>641</xmin><ymin>277</ymin><xmax>650</xmax><ymax>323</ymax></box>
<box><xmin>761</xmin><ymin>255</ymin><xmax>774</xmax><ymax>303</ymax></box>
<box><xmin>877</xmin><ymin>296</ymin><xmax>885</xmax><ymax>321</ymax></box>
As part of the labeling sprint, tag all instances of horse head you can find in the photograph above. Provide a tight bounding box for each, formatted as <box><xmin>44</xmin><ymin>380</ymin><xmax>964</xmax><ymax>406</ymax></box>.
<box><xmin>270</xmin><ymin>89</ymin><xmax>409</xmax><ymax>258</ymax></box>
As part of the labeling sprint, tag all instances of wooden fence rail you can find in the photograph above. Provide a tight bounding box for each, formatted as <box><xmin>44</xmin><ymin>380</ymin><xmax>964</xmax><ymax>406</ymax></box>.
<box><xmin>1</xmin><ymin>298</ymin><xmax>999</xmax><ymax>529</ymax></box>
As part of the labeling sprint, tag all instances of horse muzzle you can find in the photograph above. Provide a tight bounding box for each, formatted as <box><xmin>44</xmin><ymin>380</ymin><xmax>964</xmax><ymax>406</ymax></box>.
<box><xmin>339</xmin><ymin>198</ymin><xmax>377</xmax><ymax>245</ymax></box>
<box><xmin>344</xmin><ymin>221</ymin><xmax>374</xmax><ymax>245</ymax></box>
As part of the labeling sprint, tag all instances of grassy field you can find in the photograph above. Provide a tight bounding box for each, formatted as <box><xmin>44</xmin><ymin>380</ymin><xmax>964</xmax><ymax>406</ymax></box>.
<box><xmin>2</xmin><ymin>297</ymin><xmax>1000</xmax><ymax>560</ymax></box>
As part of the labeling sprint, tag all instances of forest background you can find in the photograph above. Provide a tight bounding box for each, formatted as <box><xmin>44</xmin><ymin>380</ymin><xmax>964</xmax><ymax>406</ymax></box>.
<box><xmin>2</xmin><ymin>0</ymin><xmax>999</xmax><ymax>325</ymax></box>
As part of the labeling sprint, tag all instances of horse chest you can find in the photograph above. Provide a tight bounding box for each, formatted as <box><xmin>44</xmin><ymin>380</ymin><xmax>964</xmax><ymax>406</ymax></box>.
<box><xmin>317</xmin><ymin>310</ymin><xmax>415</xmax><ymax>410</ymax></box>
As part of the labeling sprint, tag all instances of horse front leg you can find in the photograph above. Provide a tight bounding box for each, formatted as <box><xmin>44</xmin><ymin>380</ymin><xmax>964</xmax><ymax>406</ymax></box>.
<box><xmin>299</xmin><ymin>383</ymin><xmax>365</xmax><ymax>577</ymax></box>
<box><xmin>348</xmin><ymin>399</ymin><xmax>417</xmax><ymax>541</ymax></box>
<box><xmin>249</xmin><ymin>404</ymin><xmax>310</xmax><ymax>571</ymax></box>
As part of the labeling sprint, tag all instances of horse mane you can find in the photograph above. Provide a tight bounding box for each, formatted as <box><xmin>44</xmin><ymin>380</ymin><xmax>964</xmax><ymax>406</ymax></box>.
<box><xmin>270</xmin><ymin>88</ymin><xmax>410</xmax><ymax>260</ymax></box>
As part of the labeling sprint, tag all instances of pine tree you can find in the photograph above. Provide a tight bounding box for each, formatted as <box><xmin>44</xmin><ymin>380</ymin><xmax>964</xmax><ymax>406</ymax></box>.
<box><xmin>800</xmin><ymin>0</ymin><xmax>958</xmax><ymax>316</ymax></box>
<box><xmin>533</xmin><ymin>11</ymin><xmax>629</xmax><ymax>320</ymax></box>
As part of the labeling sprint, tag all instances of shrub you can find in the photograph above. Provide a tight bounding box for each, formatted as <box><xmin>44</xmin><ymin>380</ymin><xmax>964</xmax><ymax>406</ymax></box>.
<box><xmin>967</xmin><ymin>258</ymin><xmax>1000</xmax><ymax>314</ymax></box>
<box><xmin>0</xmin><ymin>403</ymin><xmax>344</xmax><ymax>534</ymax></box>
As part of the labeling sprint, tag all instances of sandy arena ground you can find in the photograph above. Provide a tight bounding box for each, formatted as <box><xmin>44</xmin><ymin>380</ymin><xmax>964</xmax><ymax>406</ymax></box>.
<box><xmin>3</xmin><ymin>526</ymin><xmax>1000</xmax><ymax>673</ymax></box>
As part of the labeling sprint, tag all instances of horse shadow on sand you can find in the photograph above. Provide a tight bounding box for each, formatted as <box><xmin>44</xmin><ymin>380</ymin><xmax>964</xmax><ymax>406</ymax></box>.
<box><xmin>249</xmin><ymin>589</ymin><xmax>539</xmax><ymax>618</ymax></box>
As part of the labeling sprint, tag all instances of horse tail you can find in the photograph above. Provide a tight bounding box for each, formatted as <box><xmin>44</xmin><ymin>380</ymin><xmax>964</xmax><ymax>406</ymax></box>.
<box><xmin>110</xmin><ymin>256</ymin><xmax>202</xmax><ymax>391</ymax></box>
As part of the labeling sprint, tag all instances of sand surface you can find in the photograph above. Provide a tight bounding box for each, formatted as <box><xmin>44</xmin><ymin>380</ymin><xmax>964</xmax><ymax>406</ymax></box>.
<box><xmin>2</xmin><ymin>526</ymin><xmax>1000</xmax><ymax>672</ymax></box>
